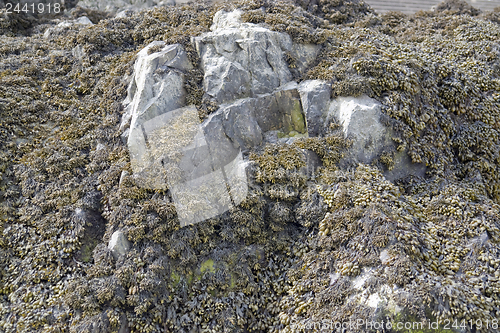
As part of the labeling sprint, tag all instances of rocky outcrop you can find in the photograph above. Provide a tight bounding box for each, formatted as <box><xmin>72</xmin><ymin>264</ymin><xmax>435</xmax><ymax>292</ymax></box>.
<box><xmin>120</xmin><ymin>9</ymin><xmax>426</xmax><ymax>227</ymax></box>
<box><xmin>330</xmin><ymin>95</ymin><xmax>389</xmax><ymax>163</ymax></box>
<box><xmin>120</xmin><ymin>40</ymin><xmax>250</xmax><ymax>226</ymax></box>
<box><xmin>192</xmin><ymin>9</ymin><xmax>320</xmax><ymax>104</ymax></box>
<box><xmin>120</xmin><ymin>41</ymin><xmax>193</xmax><ymax>184</ymax></box>
<box><xmin>120</xmin><ymin>41</ymin><xmax>193</xmax><ymax>134</ymax></box>
<box><xmin>297</xmin><ymin>80</ymin><xmax>331</xmax><ymax>137</ymax></box>
<box><xmin>207</xmin><ymin>82</ymin><xmax>307</xmax><ymax>151</ymax></box>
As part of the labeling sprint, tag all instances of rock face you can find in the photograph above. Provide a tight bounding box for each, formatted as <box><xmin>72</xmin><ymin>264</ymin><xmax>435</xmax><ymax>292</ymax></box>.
<box><xmin>330</xmin><ymin>95</ymin><xmax>391</xmax><ymax>163</ymax></box>
<box><xmin>297</xmin><ymin>80</ymin><xmax>331</xmax><ymax>137</ymax></box>
<box><xmin>120</xmin><ymin>9</ymin><xmax>426</xmax><ymax>227</ymax></box>
<box><xmin>121</xmin><ymin>40</ymin><xmax>250</xmax><ymax>227</ymax></box>
<box><xmin>208</xmin><ymin>81</ymin><xmax>307</xmax><ymax>151</ymax></box>
<box><xmin>193</xmin><ymin>10</ymin><xmax>320</xmax><ymax>104</ymax></box>
<box><xmin>120</xmin><ymin>41</ymin><xmax>193</xmax><ymax>168</ymax></box>
<box><xmin>108</xmin><ymin>231</ymin><xmax>130</xmax><ymax>259</ymax></box>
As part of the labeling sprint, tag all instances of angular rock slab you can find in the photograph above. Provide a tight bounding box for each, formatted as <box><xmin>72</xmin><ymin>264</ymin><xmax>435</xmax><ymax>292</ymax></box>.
<box><xmin>121</xmin><ymin>42</ymin><xmax>193</xmax><ymax>171</ymax></box>
<box><xmin>121</xmin><ymin>42</ymin><xmax>193</xmax><ymax>130</ymax></box>
<box><xmin>330</xmin><ymin>95</ymin><xmax>390</xmax><ymax>163</ymax></box>
<box><xmin>120</xmin><ymin>40</ymin><xmax>250</xmax><ymax>226</ymax></box>
<box><xmin>192</xmin><ymin>10</ymin><xmax>320</xmax><ymax>104</ymax></box>
<box><xmin>206</xmin><ymin>82</ymin><xmax>308</xmax><ymax>151</ymax></box>
<box><xmin>298</xmin><ymin>80</ymin><xmax>332</xmax><ymax>137</ymax></box>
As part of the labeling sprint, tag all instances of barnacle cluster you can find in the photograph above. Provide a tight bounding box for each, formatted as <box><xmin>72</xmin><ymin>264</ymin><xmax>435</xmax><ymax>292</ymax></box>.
<box><xmin>2</xmin><ymin>0</ymin><xmax>500</xmax><ymax>332</ymax></box>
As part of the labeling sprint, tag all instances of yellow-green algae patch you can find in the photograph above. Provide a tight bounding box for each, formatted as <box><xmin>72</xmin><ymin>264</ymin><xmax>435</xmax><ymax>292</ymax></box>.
<box><xmin>291</xmin><ymin>100</ymin><xmax>306</xmax><ymax>134</ymax></box>
<box><xmin>199</xmin><ymin>258</ymin><xmax>215</xmax><ymax>274</ymax></box>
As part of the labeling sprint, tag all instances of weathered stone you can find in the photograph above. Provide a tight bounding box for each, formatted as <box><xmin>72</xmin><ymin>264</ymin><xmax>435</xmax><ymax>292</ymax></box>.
<box><xmin>298</xmin><ymin>80</ymin><xmax>331</xmax><ymax>137</ymax></box>
<box><xmin>120</xmin><ymin>42</ymin><xmax>193</xmax><ymax>181</ymax></box>
<box><xmin>121</xmin><ymin>42</ymin><xmax>192</xmax><ymax>128</ymax></box>
<box><xmin>108</xmin><ymin>231</ymin><xmax>130</xmax><ymax>259</ymax></box>
<box><xmin>329</xmin><ymin>95</ymin><xmax>389</xmax><ymax>163</ymax></box>
<box><xmin>115</xmin><ymin>8</ymin><xmax>135</xmax><ymax>18</ymax></box>
<box><xmin>208</xmin><ymin>82</ymin><xmax>307</xmax><ymax>151</ymax></box>
<box><xmin>201</xmin><ymin>111</ymin><xmax>241</xmax><ymax>170</ymax></box>
<box><xmin>43</xmin><ymin>16</ymin><xmax>93</xmax><ymax>39</ymax></box>
<box><xmin>193</xmin><ymin>10</ymin><xmax>313</xmax><ymax>104</ymax></box>
<box><xmin>71</xmin><ymin>44</ymin><xmax>86</xmax><ymax>61</ymax></box>
<box><xmin>119</xmin><ymin>12</ymin><xmax>427</xmax><ymax>230</ymax></box>
<box><xmin>220</xmin><ymin>98</ymin><xmax>263</xmax><ymax>150</ymax></box>
<box><xmin>328</xmin><ymin>94</ymin><xmax>426</xmax><ymax>180</ymax></box>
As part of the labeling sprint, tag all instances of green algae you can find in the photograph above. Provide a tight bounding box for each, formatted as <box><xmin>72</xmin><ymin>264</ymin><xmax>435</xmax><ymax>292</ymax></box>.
<box><xmin>291</xmin><ymin>100</ymin><xmax>306</xmax><ymax>134</ymax></box>
<box><xmin>199</xmin><ymin>258</ymin><xmax>215</xmax><ymax>274</ymax></box>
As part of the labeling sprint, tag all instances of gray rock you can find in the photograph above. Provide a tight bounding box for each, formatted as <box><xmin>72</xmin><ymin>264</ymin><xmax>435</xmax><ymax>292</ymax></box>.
<box><xmin>118</xmin><ymin>12</ymin><xmax>428</xmax><ymax>229</ymax></box>
<box><xmin>220</xmin><ymin>98</ymin><xmax>263</xmax><ymax>150</ymax></box>
<box><xmin>108</xmin><ymin>231</ymin><xmax>130</xmax><ymax>259</ymax></box>
<box><xmin>298</xmin><ymin>80</ymin><xmax>331</xmax><ymax>137</ymax></box>
<box><xmin>193</xmin><ymin>10</ymin><xmax>318</xmax><ymax>104</ymax></box>
<box><xmin>43</xmin><ymin>16</ymin><xmax>93</xmax><ymax>39</ymax></box>
<box><xmin>201</xmin><ymin>111</ymin><xmax>241</xmax><ymax>171</ymax></box>
<box><xmin>121</xmin><ymin>41</ymin><xmax>192</xmax><ymax>129</ymax></box>
<box><xmin>327</xmin><ymin>94</ymin><xmax>426</xmax><ymax>180</ymax></box>
<box><xmin>289</xmin><ymin>42</ymin><xmax>321</xmax><ymax>77</ymax></box>
<box><xmin>73</xmin><ymin>16</ymin><xmax>94</xmax><ymax>25</ymax></box>
<box><xmin>329</xmin><ymin>95</ymin><xmax>390</xmax><ymax>163</ymax></box>
<box><xmin>209</xmin><ymin>82</ymin><xmax>307</xmax><ymax>151</ymax></box>
<box><xmin>120</xmin><ymin>42</ymin><xmax>193</xmax><ymax>182</ymax></box>
<box><xmin>384</xmin><ymin>150</ymin><xmax>427</xmax><ymax>181</ymax></box>
<box><xmin>72</xmin><ymin>44</ymin><xmax>86</xmax><ymax>61</ymax></box>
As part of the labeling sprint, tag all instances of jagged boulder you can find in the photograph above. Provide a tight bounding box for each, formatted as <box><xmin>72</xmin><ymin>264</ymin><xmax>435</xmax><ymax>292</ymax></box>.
<box><xmin>120</xmin><ymin>42</ymin><xmax>193</xmax><ymax>179</ymax></box>
<box><xmin>192</xmin><ymin>9</ymin><xmax>320</xmax><ymax>104</ymax></box>
<box><xmin>211</xmin><ymin>81</ymin><xmax>307</xmax><ymax>151</ymax></box>
<box><xmin>120</xmin><ymin>41</ymin><xmax>193</xmax><ymax>132</ymax></box>
<box><xmin>330</xmin><ymin>95</ymin><xmax>391</xmax><ymax>163</ymax></box>
<box><xmin>297</xmin><ymin>80</ymin><xmax>331</xmax><ymax>137</ymax></box>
